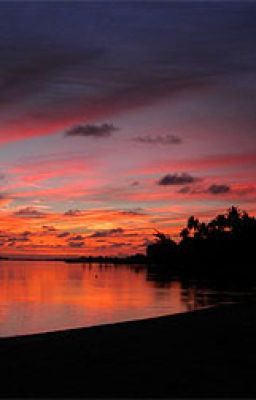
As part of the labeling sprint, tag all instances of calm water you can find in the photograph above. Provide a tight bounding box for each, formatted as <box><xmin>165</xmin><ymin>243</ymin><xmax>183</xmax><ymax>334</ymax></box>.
<box><xmin>0</xmin><ymin>260</ymin><xmax>255</xmax><ymax>337</ymax></box>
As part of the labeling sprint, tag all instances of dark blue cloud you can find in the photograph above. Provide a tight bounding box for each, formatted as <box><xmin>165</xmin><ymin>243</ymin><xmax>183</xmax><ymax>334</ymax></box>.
<box><xmin>66</xmin><ymin>123</ymin><xmax>118</xmax><ymax>138</ymax></box>
<box><xmin>14</xmin><ymin>207</ymin><xmax>47</xmax><ymax>218</ymax></box>
<box><xmin>207</xmin><ymin>184</ymin><xmax>231</xmax><ymax>195</ymax></box>
<box><xmin>90</xmin><ymin>228</ymin><xmax>124</xmax><ymax>238</ymax></box>
<box><xmin>158</xmin><ymin>173</ymin><xmax>198</xmax><ymax>186</ymax></box>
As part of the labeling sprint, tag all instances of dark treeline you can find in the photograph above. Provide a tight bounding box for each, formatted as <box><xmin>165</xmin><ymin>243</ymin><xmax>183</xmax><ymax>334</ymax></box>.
<box><xmin>147</xmin><ymin>206</ymin><xmax>256</xmax><ymax>279</ymax></box>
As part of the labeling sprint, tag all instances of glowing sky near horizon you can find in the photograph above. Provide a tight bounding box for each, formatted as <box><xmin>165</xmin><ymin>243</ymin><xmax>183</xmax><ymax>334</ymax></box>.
<box><xmin>0</xmin><ymin>1</ymin><xmax>256</xmax><ymax>256</ymax></box>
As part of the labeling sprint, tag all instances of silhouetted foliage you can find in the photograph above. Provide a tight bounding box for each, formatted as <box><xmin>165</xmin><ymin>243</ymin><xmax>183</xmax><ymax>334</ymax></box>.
<box><xmin>147</xmin><ymin>206</ymin><xmax>256</xmax><ymax>279</ymax></box>
<box><xmin>146</xmin><ymin>230</ymin><xmax>178</xmax><ymax>265</ymax></box>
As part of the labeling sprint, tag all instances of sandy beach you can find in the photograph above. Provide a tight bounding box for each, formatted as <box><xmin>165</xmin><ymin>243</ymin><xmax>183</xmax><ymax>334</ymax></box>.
<box><xmin>0</xmin><ymin>302</ymin><xmax>255</xmax><ymax>398</ymax></box>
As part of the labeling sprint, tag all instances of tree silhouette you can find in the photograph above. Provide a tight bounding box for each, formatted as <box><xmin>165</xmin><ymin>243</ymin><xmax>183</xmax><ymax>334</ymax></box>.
<box><xmin>147</xmin><ymin>206</ymin><xmax>256</xmax><ymax>275</ymax></box>
<box><xmin>147</xmin><ymin>230</ymin><xmax>177</xmax><ymax>264</ymax></box>
<box><xmin>180</xmin><ymin>228</ymin><xmax>189</xmax><ymax>240</ymax></box>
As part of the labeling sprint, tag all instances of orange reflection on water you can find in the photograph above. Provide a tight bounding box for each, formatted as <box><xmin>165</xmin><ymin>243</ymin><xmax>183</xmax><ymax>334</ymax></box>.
<box><xmin>0</xmin><ymin>260</ymin><xmax>212</xmax><ymax>337</ymax></box>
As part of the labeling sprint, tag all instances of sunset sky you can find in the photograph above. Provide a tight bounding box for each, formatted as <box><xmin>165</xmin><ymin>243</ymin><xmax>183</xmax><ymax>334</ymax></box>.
<box><xmin>0</xmin><ymin>1</ymin><xmax>256</xmax><ymax>256</ymax></box>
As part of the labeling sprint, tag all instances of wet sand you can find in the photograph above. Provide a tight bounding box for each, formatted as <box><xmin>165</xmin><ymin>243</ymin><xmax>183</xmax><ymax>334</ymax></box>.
<box><xmin>0</xmin><ymin>302</ymin><xmax>256</xmax><ymax>398</ymax></box>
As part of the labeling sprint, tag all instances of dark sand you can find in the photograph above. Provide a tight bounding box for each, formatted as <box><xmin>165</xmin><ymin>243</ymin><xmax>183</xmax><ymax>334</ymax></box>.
<box><xmin>0</xmin><ymin>302</ymin><xmax>256</xmax><ymax>398</ymax></box>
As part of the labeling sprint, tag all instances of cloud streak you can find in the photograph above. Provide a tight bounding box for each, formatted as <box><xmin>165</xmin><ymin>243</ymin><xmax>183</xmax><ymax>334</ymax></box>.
<box><xmin>68</xmin><ymin>241</ymin><xmax>85</xmax><ymax>248</ymax></box>
<box><xmin>64</xmin><ymin>209</ymin><xmax>83</xmax><ymax>217</ymax></box>
<box><xmin>133</xmin><ymin>134</ymin><xmax>182</xmax><ymax>145</ymax></box>
<box><xmin>207</xmin><ymin>184</ymin><xmax>231</xmax><ymax>195</ymax></box>
<box><xmin>14</xmin><ymin>207</ymin><xmax>47</xmax><ymax>219</ymax></box>
<box><xmin>178</xmin><ymin>183</ymin><xmax>231</xmax><ymax>195</ymax></box>
<box><xmin>89</xmin><ymin>228</ymin><xmax>124</xmax><ymax>238</ymax></box>
<box><xmin>65</xmin><ymin>123</ymin><xmax>118</xmax><ymax>138</ymax></box>
<box><xmin>158</xmin><ymin>173</ymin><xmax>199</xmax><ymax>186</ymax></box>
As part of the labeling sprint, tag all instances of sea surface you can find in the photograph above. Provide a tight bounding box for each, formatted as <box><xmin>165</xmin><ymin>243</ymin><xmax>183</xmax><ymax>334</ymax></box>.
<box><xmin>0</xmin><ymin>260</ymin><xmax>255</xmax><ymax>337</ymax></box>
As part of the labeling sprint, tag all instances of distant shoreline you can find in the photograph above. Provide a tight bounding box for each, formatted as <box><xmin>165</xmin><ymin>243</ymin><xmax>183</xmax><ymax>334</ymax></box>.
<box><xmin>0</xmin><ymin>255</ymin><xmax>148</xmax><ymax>264</ymax></box>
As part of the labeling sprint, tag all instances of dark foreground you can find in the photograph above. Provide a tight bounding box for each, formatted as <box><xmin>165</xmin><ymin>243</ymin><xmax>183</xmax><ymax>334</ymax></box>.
<box><xmin>0</xmin><ymin>303</ymin><xmax>256</xmax><ymax>398</ymax></box>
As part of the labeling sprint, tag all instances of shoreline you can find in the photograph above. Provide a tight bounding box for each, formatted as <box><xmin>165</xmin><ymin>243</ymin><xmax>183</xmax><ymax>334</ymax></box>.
<box><xmin>0</xmin><ymin>302</ymin><xmax>256</xmax><ymax>397</ymax></box>
<box><xmin>0</xmin><ymin>303</ymin><xmax>217</xmax><ymax>341</ymax></box>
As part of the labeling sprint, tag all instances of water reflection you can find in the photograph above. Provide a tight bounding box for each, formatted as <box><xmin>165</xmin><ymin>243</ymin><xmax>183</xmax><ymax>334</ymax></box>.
<box><xmin>149</xmin><ymin>269</ymin><xmax>256</xmax><ymax>307</ymax></box>
<box><xmin>0</xmin><ymin>260</ymin><xmax>255</xmax><ymax>337</ymax></box>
